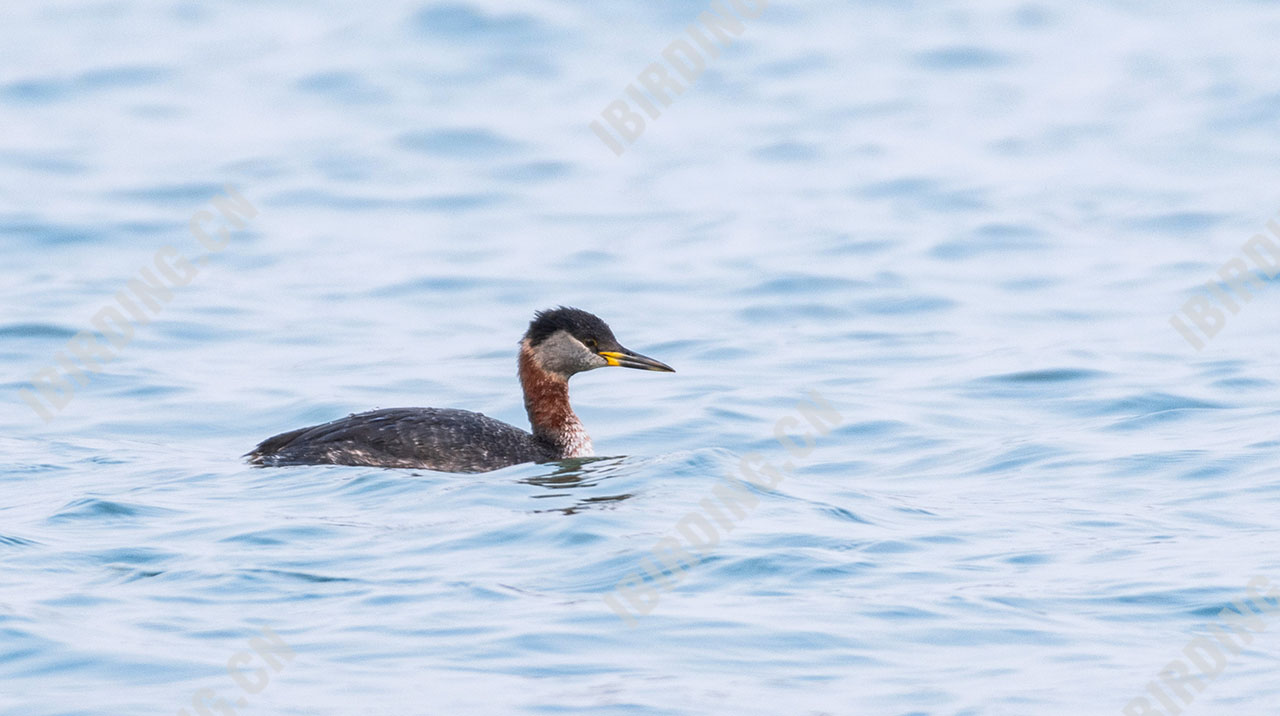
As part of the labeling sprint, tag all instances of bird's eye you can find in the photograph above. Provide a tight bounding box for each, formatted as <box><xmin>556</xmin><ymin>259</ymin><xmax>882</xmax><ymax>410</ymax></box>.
<box><xmin>585</xmin><ymin>338</ymin><xmax>598</xmax><ymax>350</ymax></box>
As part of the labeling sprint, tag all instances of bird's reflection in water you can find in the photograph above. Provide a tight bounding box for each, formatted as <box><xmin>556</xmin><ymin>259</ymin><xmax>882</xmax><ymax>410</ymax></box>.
<box><xmin>521</xmin><ymin>456</ymin><xmax>635</xmax><ymax>515</ymax></box>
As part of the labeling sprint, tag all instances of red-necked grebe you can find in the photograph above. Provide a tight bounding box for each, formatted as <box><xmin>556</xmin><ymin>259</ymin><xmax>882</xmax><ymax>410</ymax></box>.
<box><xmin>246</xmin><ymin>307</ymin><xmax>674</xmax><ymax>473</ymax></box>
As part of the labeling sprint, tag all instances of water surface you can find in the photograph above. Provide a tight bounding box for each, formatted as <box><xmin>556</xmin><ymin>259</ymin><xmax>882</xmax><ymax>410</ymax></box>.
<box><xmin>2</xmin><ymin>2</ymin><xmax>1280</xmax><ymax>714</ymax></box>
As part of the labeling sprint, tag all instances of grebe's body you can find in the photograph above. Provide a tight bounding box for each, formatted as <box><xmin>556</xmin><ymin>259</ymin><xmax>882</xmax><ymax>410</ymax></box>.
<box><xmin>247</xmin><ymin>308</ymin><xmax>673</xmax><ymax>473</ymax></box>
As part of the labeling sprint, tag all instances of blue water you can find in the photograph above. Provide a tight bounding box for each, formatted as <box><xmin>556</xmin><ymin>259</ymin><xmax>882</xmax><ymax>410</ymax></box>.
<box><xmin>4</xmin><ymin>2</ymin><xmax>1280</xmax><ymax>714</ymax></box>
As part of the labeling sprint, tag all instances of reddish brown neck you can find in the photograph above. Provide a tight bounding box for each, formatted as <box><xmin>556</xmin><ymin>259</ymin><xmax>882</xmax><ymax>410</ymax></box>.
<box><xmin>518</xmin><ymin>343</ymin><xmax>584</xmax><ymax>449</ymax></box>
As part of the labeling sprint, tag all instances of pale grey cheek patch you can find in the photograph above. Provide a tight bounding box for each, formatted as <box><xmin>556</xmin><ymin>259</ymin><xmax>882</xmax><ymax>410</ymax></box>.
<box><xmin>538</xmin><ymin>331</ymin><xmax>602</xmax><ymax>374</ymax></box>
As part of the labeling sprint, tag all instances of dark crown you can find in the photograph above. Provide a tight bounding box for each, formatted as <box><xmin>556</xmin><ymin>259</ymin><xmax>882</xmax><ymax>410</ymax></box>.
<box><xmin>525</xmin><ymin>306</ymin><xmax>617</xmax><ymax>347</ymax></box>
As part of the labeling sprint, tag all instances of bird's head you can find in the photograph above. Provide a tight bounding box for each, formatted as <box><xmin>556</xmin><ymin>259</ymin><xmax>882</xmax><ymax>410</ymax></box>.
<box><xmin>523</xmin><ymin>306</ymin><xmax>675</xmax><ymax>378</ymax></box>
